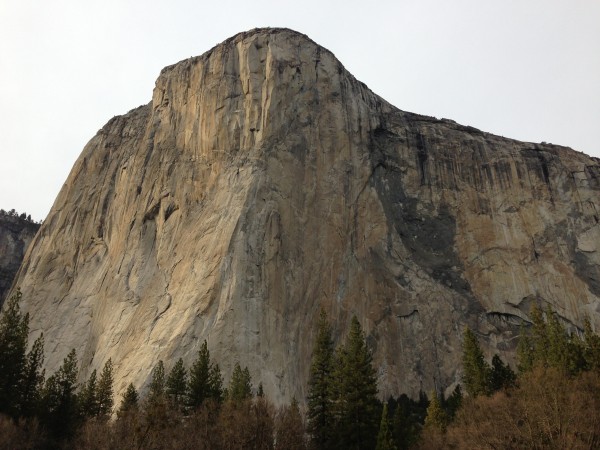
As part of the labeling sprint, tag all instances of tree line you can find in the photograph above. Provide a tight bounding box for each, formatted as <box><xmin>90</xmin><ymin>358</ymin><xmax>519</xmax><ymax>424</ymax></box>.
<box><xmin>420</xmin><ymin>304</ymin><xmax>600</xmax><ymax>449</ymax></box>
<box><xmin>2</xmin><ymin>288</ymin><xmax>600</xmax><ymax>449</ymax></box>
<box><xmin>0</xmin><ymin>208</ymin><xmax>41</xmax><ymax>224</ymax></box>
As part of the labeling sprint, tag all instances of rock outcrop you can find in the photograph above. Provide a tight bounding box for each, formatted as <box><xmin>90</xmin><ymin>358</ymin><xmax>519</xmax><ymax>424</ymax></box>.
<box><xmin>0</xmin><ymin>212</ymin><xmax>39</xmax><ymax>303</ymax></box>
<box><xmin>10</xmin><ymin>28</ymin><xmax>600</xmax><ymax>403</ymax></box>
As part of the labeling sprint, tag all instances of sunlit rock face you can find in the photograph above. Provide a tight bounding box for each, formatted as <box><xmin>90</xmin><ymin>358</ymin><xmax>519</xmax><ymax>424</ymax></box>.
<box><xmin>11</xmin><ymin>28</ymin><xmax>600</xmax><ymax>403</ymax></box>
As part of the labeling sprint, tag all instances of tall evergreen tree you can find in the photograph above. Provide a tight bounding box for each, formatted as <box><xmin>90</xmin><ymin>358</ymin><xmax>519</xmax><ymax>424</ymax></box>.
<box><xmin>333</xmin><ymin>315</ymin><xmax>379</xmax><ymax>450</ymax></box>
<box><xmin>530</xmin><ymin>304</ymin><xmax>550</xmax><ymax>366</ymax></box>
<box><xmin>148</xmin><ymin>360</ymin><xmax>166</xmax><ymax>405</ymax></box>
<box><xmin>96</xmin><ymin>358</ymin><xmax>114</xmax><ymax>419</ymax></box>
<box><xmin>209</xmin><ymin>363</ymin><xmax>224</xmax><ymax>403</ymax></box>
<box><xmin>0</xmin><ymin>289</ymin><xmax>29</xmax><ymax>419</ymax></box>
<box><xmin>145</xmin><ymin>360</ymin><xmax>169</xmax><ymax>428</ymax></box>
<box><xmin>546</xmin><ymin>306</ymin><xmax>571</xmax><ymax>369</ymax></box>
<box><xmin>78</xmin><ymin>369</ymin><xmax>98</xmax><ymax>419</ymax></box>
<box><xmin>392</xmin><ymin>393</ymin><xmax>428</xmax><ymax>450</ymax></box>
<box><xmin>307</xmin><ymin>309</ymin><xmax>335</xmax><ymax>449</ymax></box>
<box><xmin>376</xmin><ymin>403</ymin><xmax>397</xmax><ymax>450</ymax></box>
<box><xmin>228</xmin><ymin>363</ymin><xmax>252</xmax><ymax>402</ymax></box>
<box><xmin>517</xmin><ymin>322</ymin><xmax>534</xmax><ymax>373</ymax></box>
<box><xmin>518</xmin><ymin>305</ymin><xmax>588</xmax><ymax>375</ymax></box>
<box><xmin>424</xmin><ymin>390</ymin><xmax>448</xmax><ymax>433</ymax></box>
<box><xmin>489</xmin><ymin>354</ymin><xmax>516</xmax><ymax>392</ymax></box>
<box><xmin>188</xmin><ymin>340</ymin><xmax>222</xmax><ymax>408</ymax></box>
<box><xmin>117</xmin><ymin>383</ymin><xmax>139</xmax><ymax>417</ymax></box>
<box><xmin>461</xmin><ymin>327</ymin><xmax>490</xmax><ymax>397</ymax></box>
<box><xmin>19</xmin><ymin>333</ymin><xmax>45</xmax><ymax>418</ymax></box>
<box><xmin>444</xmin><ymin>385</ymin><xmax>463</xmax><ymax>421</ymax></box>
<box><xmin>583</xmin><ymin>317</ymin><xmax>600</xmax><ymax>371</ymax></box>
<box><xmin>166</xmin><ymin>358</ymin><xmax>187</xmax><ymax>409</ymax></box>
<box><xmin>41</xmin><ymin>349</ymin><xmax>79</xmax><ymax>440</ymax></box>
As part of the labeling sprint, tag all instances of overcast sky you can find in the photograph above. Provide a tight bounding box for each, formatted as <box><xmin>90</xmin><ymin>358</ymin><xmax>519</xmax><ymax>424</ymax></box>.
<box><xmin>1</xmin><ymin>0</ymin><xmax>599</xmax><ymax>220</ymax></box>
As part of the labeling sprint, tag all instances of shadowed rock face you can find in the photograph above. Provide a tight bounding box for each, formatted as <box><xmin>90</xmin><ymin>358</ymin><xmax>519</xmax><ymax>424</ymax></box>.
<box><xmin>0</xmin><ymin>214</ymin><xmax>39</xmax><ymax>303</ymax></box>
<box><xmin>10</xmin><ymin>28</ymin><xmax>600</xmax><ymax>402</ymax></box>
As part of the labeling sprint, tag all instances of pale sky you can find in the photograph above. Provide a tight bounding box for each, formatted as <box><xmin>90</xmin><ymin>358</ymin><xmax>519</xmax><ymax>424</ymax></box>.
<box><xmin>1</xmin><ymin>0</ymin><xmax>599</xmax><ymax>221</ymax></box>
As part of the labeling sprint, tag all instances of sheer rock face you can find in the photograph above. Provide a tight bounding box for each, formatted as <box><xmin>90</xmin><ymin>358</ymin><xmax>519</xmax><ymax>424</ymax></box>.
<box><xmin>11</xmin><ymin>28</ymin><xmax>600</xmax><ymax>402</ymax></box>
<box><xmin>0</xmin><ymin>214</ymin><xmax>39</xmax><ymax>303</ymax></box>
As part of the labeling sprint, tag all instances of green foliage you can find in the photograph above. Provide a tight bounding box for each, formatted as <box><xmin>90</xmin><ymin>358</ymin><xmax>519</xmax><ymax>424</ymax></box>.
<box><xmin>118</xmin><ymin>383</ymin><xmax>139</xmax><ymax>417</ymax></box>
<box><xmin>96</xmin><ymin>358</ymin><xmax>114</xmax><ymax>419</ymax></box>
<box><xmin>391</xmin><ymin>393</ymin><xmax>428</xmax><ymax>450</ymax></box>
<box><xmin>78</xmin><ymin>369</ymin><xmax>98</xmax><ymax>419</ymax></box>
<box><xmin>444</xmin><ymin>385</ymin><xmax>463</xmax><ymax>420</ymax></box>
<box><xmin>148</xmin><ymin>360</ymin><xmax>166</xmax><ymax>404</ymax></box>
<box><xmin>424</xmin><ymin>390</ymin><xmax>448</xmax><ymax>433</ymax></box>
<box><xmin>77</xmin><ymin>359</ymin><xmax>113</xmax><ymax>420</ymax></box>
<box><xmin>376</xmin><ymin>403</ymin><xmax>397</xmax><ymax>450</ymax></box>
<box><xmin>517</xmin><ymin>305</ymin><xmax>590</xmax><ymax>375</ymax></box>
<box><xmin>307</xmin><ymin>309</ymin><xmax>335</xmax><ymax>449</ymax></box>
<box><xmin>166</xmin><ymin>358</ymin><xmax>187</xmax><ymax>409</ymax></box>
<box><xmin>40</xmin><ymin>349</ymin><xmax>79</xmax><ymax>440</ymax></box>
<box><xmin>489</xmin><ymin>354</ymin><xmax>516</xmax><ymax>392</ymax></box>
<box><xmin>583</xmin><ymin>317</ymin><xmax>600</xmax><ymax>371</ymax></box>
<box><xmin>19</xmin><ymin>333</ymin><xmax>45</xmax><ymax>418</ymax></box>
<box><xmin>461</xmin><ymin>327</ymin><xmax>490</xmax><ymax>397</ymax></box>
<box><xmin>332</xmin><ymin>315</ymin><xmax>380</xmax><ymax>450</ymax></box>
<box><xmin>209</xmin><ymin>363</ymin><xmax>224</xmax><ymax>402</ymax></box>
<box><xmin>517</xmin><ymin>322</ymin><xmax>534</xmax><ymax>373</ymax></box>
<box><xmin>530</xmin><ymin>305</ymin><xmax>550</xmax><ymax>365</ymax></box>
<box><xmin>188</xmin><ymin>340</ymin><xmax>223</xmax><ymax>408</ymax></box>
<box><xmin>0</xmin><ymin>289</ymin><xmax>29</xmax><ymax>419</ymax></box>
<box><xmin>228</xmin><ymin>363</ymin><xmax>252</xmax><ymax>402</ymax></box>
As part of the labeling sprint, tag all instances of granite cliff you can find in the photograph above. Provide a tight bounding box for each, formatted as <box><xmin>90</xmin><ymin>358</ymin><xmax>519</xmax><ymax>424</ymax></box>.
<box><xmin>0</xmin><ymin>212</ymin><xmax>39</xmax><ymax>303</ymax></box>
<box><xmin>10</xmin><ymin>28</ymin><xmax>600</xmax><ymax>403</ymax></box>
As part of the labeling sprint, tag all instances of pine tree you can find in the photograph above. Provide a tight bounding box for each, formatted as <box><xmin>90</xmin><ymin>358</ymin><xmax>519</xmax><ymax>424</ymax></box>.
<box><xmin>376</xmin><ymin>403</ymin><xmax>397</xmax><ymax>450</ymax></box>
<box><xmin>392</xmin><ymin>393</ymin><xmax>426</xmax><ymax>450</ymax></box>
<box><xmin>445</xmin><ymin>385</ymin><xmax>463</xmax><ymax>420</ymax></box>
<box><xmin>546</xmin><ymin>306</ymin><xmax>570</xmax><ymax>369</ymax></box>
<box><xmin>333</xmin><ymin>315</ymin><xmax>379</xmax><ymax>450</ymax></box>
<box><xmin>41</xmin><ymin>349</ymin><xmax>79</xmax><ymax>440</ymax></box>
<box><xmin>517</xmin><ymin>322</ymin><xmax>534</xmax><ymax>373</ymax></box>
<box><xmin>96</xmin><ymin>358</ymin><xmax>114</xmax><ymax>419</ymax></box>
<box><xmin>209</xmin><ymin>363</ymin><xmax>224</xmax><ymax>402</ymax></box>
<box><xmin>19</xmin><ymin>333</ymin><xmax>45</xmax><ymax>418</ymax></box>
<box><xmin>307</xmin><ymin>309</ymin><xmax>335</xmax><ymax>449</ymax></box>
<box><xmin>530</xmin><ymin>304</ymin><xmax>550</xmax><ymax>366</ymax></box>
<box><xmin>188</xmin><ymin>340</ymin><xmax>222</xmax><ymax>408</ymax></box>
<box><xmin>228</xmin><ymin>363</ymin><xmax>252</xmax><ymax>402</ymax></box>
<box><xmin>145</xmin><ymin>360</ymin><xmax>169</xmax><ymax>428</ymax></box>
<box><xmin>518</xmin><ymin>306</ymin><xmax>588</xmax><ymax>375</ymax></box>
<box><xmin>166</xmin><ymin>358</ymin><xmax>187</xmax><ymax>409</ymax></box>
<box><xmin>117</xmin><ymin>383</ymin><xmax>139</xmax><ymax>417</ymax></box>
<box><xmin>148</xmin><ymin>360</ymin><xmax>166</xmax><ymax>404</ymax></box>
<box><xmin>78</xmin><ymin>369</ymin><xmax>98</xmax><ymax>419</ymax></box>
<box><xmin>424</xmin><ymin>390</ymin><xmax>448</xmax><ymax>433</ymax></box>
<box><xmin>583</xmin><ymin>317</ymin><xmax>600</xmax><ymax>371</ymax></box>
<box><xmin>489</xmin><ymin>354</ymin><xmax>516</xmax><ymax>392</ymax></box>
<box><xmin>0</xmin><ymin>289</ymin><xmax>29</xmax><ymax>419</ymax></box>
<box><xmin>461</xmin><ymin>327</ymin><xmax>490</xmax><ymax>397</ymax></box>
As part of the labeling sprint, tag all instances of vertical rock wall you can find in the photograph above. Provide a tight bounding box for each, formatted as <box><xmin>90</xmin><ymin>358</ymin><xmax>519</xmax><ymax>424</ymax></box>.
<box><xmin>10</xmin><ymin>28</ymin><xmax>600</xmax><ymax>403</ymax></box>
